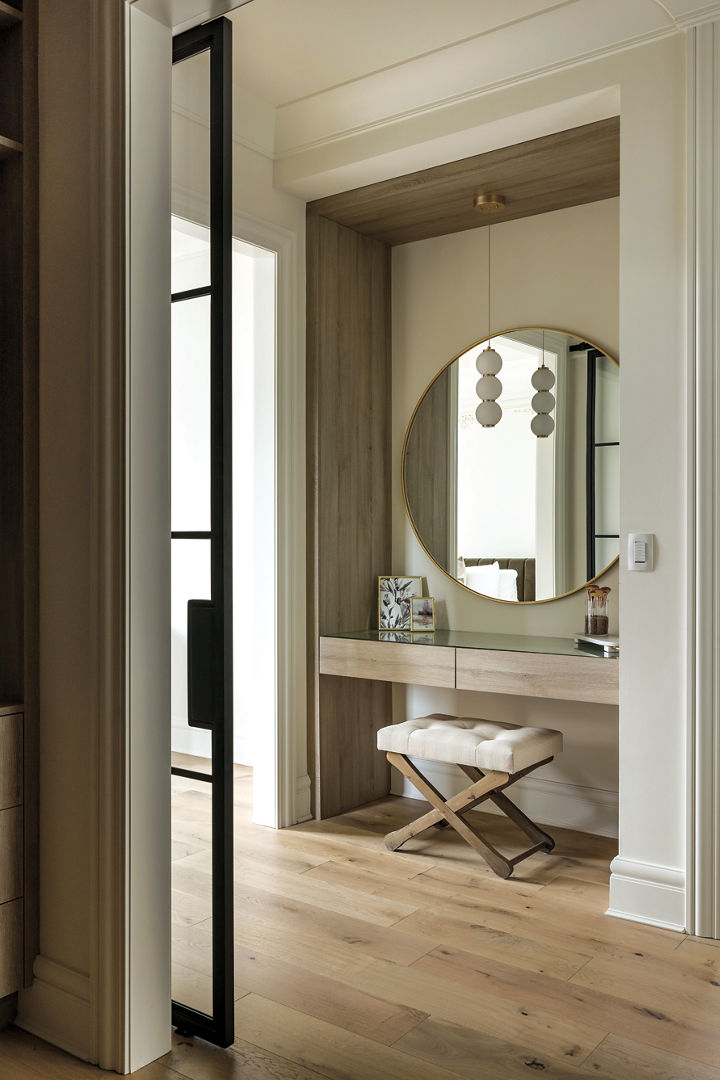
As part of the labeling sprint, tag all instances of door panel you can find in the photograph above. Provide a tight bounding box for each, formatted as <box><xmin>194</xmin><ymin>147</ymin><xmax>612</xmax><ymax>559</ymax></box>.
<box><xmin>170</xmin><ymin>15</ymin><xmax>234</xmax><ymax>1049</ymax></box>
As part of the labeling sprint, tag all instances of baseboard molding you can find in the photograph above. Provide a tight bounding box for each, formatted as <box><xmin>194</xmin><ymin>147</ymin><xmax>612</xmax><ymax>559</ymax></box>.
<box><xmin>391</xmin><ymin>757</ymin><xmax>618</xmax><ymax>838</ymax></box>
<box><xmin>608</xmin><ymin>856</ymin><xmax>687</xmax><ymax>932</ymax></box>
<box><xmin>295</xmin><ymin>773</ymin><xmax>312</xmax><ymax>823</ymax></box>
<box><xmin>16</xmin><ymin>956</ymin><xmax>93</xmax><ymax>1062</ymax></box>
<box><xmin>171</xmin><ymin>719</ymin><xmax>255</xmax><ymax>768</ymax></box>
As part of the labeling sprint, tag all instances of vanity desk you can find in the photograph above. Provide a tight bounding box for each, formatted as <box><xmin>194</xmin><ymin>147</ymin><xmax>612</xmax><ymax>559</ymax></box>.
<box><xmin>319</xmin><ymin>630</ymin><xmax>618</xmax><ymax>706</ymax></box>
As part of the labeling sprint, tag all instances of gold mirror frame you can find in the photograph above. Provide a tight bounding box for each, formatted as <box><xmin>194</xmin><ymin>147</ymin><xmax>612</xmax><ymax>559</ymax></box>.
<box><xmin>401</xmin><ymin>326</ymin><xmax>620</xmax><ymax>605</ymax></box>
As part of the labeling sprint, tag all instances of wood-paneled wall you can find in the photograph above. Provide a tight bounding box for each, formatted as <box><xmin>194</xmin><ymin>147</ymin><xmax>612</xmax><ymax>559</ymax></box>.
<box><xmin>306</xmin><ymin>215</ymin><xmax>392</xmax><ymax>818</ymax></box>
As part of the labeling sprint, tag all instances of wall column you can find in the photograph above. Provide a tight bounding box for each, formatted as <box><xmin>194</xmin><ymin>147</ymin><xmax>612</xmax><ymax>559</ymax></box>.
<box><xmin>686</xmin><ymin>19</ymin><xmax>720</xmax><ymax>940</ymax></box>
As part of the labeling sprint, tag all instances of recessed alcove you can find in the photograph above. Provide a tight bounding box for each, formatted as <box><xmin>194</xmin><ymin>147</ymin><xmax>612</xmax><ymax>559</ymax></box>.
<box><xmin>306</xmin><ymin>117</ymin><xmax>619</xmax><ymax>820</ymax></box>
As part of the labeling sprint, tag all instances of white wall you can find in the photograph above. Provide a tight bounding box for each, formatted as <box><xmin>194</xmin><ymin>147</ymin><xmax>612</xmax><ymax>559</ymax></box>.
<box><xmin>393</xmin><ymin>199</ymin><xmax>620</xmax><ymax>837</ymax></box>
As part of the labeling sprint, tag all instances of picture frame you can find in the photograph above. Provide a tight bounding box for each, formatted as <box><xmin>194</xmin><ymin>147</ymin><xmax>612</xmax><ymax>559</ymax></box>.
<box><xmin>378</xmin><ymin>576</ymin><xmax>423</xmax><ymax>630</ymax></box>
<box><xmin>411</xmin><ymin>596</ymin><xmax>435</xmax><ymax>632</ymax></box>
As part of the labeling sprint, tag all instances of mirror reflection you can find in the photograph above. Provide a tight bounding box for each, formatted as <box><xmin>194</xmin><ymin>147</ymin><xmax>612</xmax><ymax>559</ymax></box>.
<box><xmin>403</xmin><ymin>329</ymin><xmax>619</xmax><ymax>603</ymax></box>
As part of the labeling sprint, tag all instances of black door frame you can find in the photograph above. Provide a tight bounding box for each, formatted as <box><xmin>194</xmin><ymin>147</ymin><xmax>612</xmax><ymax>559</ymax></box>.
<box><xmin>171</xmin><ymin>15</ymin><xmax>234</xmax><ymax>1049</ymax></box>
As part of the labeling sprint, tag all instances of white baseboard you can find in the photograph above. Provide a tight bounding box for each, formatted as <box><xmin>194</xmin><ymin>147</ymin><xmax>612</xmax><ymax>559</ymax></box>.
<box><xmin>171</xmin><ymin>719</ymin><xmax>255</xmax><ymax>767</ymax></box>
<box><xmin>295</xmin><ymin>773</ymin><xmax>312</xmax><ymax>823</ymax></box>
<box><xmin>17</xmin><ymin>956</ymin><xmax>93</xmax><ymax>1063</ymax></box>
<box><xmin>391</xmin><ymin>757</ymin><xmax>618</xmax><ymax>838</ymax></box>
<box><xmin>608</xmin><ymin>856</ymin><xmax>687</xmax><ymax>932</ymax></box>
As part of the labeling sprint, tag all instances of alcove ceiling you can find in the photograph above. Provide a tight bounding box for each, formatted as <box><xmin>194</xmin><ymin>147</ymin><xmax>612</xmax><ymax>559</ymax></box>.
<box><xmin>307</xmin><ymin>117</ymin><xmax>619</xmax><ymax>246</ymax></box>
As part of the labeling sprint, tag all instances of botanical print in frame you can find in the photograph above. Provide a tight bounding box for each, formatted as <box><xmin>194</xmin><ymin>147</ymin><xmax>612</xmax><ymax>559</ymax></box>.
<box><xmin>378</xmin><ymin>576</ymin><xmax>423</xmax><ymax>630</ymax></box>
<box><xmin>411</xmin><ymin>596</ymin><xmax>435</xmax><ymax>631</ymax></box>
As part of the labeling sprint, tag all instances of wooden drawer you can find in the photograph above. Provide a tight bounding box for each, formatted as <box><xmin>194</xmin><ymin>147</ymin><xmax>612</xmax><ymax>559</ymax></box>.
<box><xmin>0</xmin><ymin>806</ymin><xmax>22</xmax><ymax>905</ymax></box>
<box><xmin>456</xmin><ymin>648</ymin><xmax>619</xmax><ymax>705</ymax></box>
<box><xmin>320</xmin><ymin>637</ymin><xmax>456</xmax><ymax>688</ymax></box>
<box><xmin>0</xmin><ymin>899</ymin><xmax>23</xmax><ymax>998</ymax></box>
<box><xmin>0</xmin><ymin>713</ymin><xmax>22</xmax><ymax>810</ymax></box>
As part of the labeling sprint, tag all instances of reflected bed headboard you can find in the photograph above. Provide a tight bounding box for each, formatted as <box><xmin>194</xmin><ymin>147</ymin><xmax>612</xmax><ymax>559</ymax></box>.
<box><xmin>463</xmin><ymin>557</ymin><xmax>536</xmax><ymax>602</ymax></box>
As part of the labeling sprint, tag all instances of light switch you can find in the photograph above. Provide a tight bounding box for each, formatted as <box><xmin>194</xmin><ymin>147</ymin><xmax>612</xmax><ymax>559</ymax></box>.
<box><xmin>628</xmin><ymin>532</ymin><xmax>654</xmax><ymax>572</ymax></box>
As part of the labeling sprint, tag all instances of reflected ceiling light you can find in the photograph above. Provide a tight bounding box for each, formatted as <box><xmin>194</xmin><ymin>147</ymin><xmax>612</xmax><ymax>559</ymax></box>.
<box><xmin>475</xmin><ymin>219</ymin><xmax>504</xmax><ymax>428</ymax></box>
<box><xmin>531</xmin><ymin>331</ymin><xmax>556</xmax><ymax>438</ymax></box>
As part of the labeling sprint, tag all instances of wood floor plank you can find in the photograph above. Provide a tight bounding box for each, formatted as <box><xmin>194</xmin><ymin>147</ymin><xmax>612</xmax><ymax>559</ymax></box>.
<box><xmin>230</xmin><ymin>884</ymin><xmax>432</xmax><ymax>964</ymax></box>
<box><xmin>394</xmin><ymin>1014</ymin><xmax>610</xmax><ymax>1080</ymax></box>
<box><xmin>233</xmin><ymin>944</ymin><xmax>427</xmax><ymax>1045</ymax></box>
<box><xmin>415</xmin><ymin>945</ymin><xmax>720</xmax><ymax>1068</ymax></box>
<box><xmin>233</xmin><ymin>993</ymin><xmax>474</xmax><ymax>1080</ymax></box>
<box><xmin>392</xmin><ymin>907</ymin><xmax>592</xmax><ymax>979</ymax></box>
<box><xmin>569</xmin><ymin>941</ymin><xmax>720</xmax><ymax>1024</ymax></box>
<box><xmin>165</xmin><ymin>1035</ymin><xmax>330</xmax><ymax>1080</ymax></box>
<box><xmin>581</xmin><ymin>1033</ymin><xmax>720</xmax><ymax>1080</ymax></box>
<box><xmin>231</xmin><ymin>861</ymin><xmax>420</xmax><ymax>927</ymax></box>
<box><xmin>228</xmin><ymin>919</ymin><xmax>606</xmax><ymax>1064</ymax></box>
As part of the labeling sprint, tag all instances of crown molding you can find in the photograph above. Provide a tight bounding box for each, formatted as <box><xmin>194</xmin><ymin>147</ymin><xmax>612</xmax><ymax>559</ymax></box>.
<box><xmin>666</xmin><ymin>1</ymin><xmax>720</xmax><ymax>27</ymax></box>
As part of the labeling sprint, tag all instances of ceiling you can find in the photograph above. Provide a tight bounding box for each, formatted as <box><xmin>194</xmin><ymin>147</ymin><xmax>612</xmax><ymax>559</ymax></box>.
<box><xmin>162</xmin><ymin>0</ymin><xmax>720</xmax><ymax>201</ymax></box>
<box><xmin>225</xmin><ymin>1</ymin><xmax>576</xmax><ymax>107</ymax></box>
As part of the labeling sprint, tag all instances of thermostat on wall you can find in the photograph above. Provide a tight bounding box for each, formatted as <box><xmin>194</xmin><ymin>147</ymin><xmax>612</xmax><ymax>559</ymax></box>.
<box><xmin>628</xmin><ymin>533</ymin><xmax>654</xmax><ymax>572</ymax></box>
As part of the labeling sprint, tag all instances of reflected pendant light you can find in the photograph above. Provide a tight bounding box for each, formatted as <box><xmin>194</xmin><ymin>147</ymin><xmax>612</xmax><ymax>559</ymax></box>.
<box><xmin>475</xmin><ymin>219</ymin><xmax>503</xmax><ymax>427</ymax></box>
<box><xmin>531</xmin><ymin>330</ymin><xmax>556</xmax><ymax>438</ymax></box>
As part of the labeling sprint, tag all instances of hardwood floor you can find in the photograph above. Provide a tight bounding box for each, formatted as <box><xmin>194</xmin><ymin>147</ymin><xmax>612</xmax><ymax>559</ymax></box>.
<box><xmin>3</xmin><ymin>759</ymin><xmax>720</xmax><ymax>1079</ymax></box>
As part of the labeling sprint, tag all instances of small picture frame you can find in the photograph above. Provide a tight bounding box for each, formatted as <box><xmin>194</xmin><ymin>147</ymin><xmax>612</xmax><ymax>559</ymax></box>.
<box><xmin>411</xmin><ymin>596</ymin><xmax>435</xmax><ymax>632</ymax></box>
<box><xmin>378</xmin><ymin>576</ymin><xmax>423</xmax><ymax>630</ymax></box>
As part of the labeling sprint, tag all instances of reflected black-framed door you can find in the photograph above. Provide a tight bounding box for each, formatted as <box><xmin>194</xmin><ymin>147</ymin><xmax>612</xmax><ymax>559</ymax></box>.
<box><xmin>171</xmin><ymin>15</ymin><xmax>234</xmax><ymax>1049</ymax></box>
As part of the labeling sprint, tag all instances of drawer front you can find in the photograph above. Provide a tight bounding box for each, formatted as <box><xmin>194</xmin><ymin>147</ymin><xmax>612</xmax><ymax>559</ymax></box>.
<box><xmin>0</xmin><ymin>899</ymin><xmax>23</xmax><ymax>998</ymax></box>
<box><xmin>320</xmin><ymin>637</ymin><xmax>455</xmax><ymax>688</ymax></box>
<box><xmin>0</xmin><ymin>806</ymin><xmax>22</xmax><ymax>905</ymax></box>
<box><xmin>0</xmin><ymin>713</ymin><xmax>22</xmax><ymax>810</ymax></box>
<box><xmin>455</xmin><ymin>648</ymin><xmax>619</xmax><ymax>705</ymax></box>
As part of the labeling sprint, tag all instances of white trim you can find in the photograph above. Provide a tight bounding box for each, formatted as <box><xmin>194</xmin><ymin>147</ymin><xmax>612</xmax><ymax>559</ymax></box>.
<box><xmin>274</xmin><ymin>30</ymin><xmax>669</xmax><ymax>165</ymax></box>
<box><xmin>393</xmin><ymin>758</ymin><xmax>619</xmax><ymax>839</ymax></box>
<box><xmin>126</xmin><ymin>9</ymin><xmax>173</xmax><ymax>1073</ymax></box>
<box><xmin>673</xmin><ymin>2</ymin><xmax>720</xmax><ymax>28</ymax></box>
<box><xmin>172</xmin><ymin>188</ymin><xmax>309</xmax><ymax>829</ymax></box>
<box><xmin>18</xmin><ymin>957</ymin><xmax>93</xmax><ymax>1063</ymax></box>
<box><xmin>608</xmin><ymin>857</ymin><xmax>687</xmax><ymax>933</ymax></box>
<box><xmin>686</xmin><ymin>20</ymin><xmax>720</xmax><ymax>941</ymax></box>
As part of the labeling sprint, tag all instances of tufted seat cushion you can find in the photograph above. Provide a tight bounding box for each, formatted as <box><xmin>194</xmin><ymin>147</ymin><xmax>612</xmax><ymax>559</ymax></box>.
<box><xmin>377</xmin><ymin>712</ymin><xmax>563</xmax><ymax>775</ymax></box>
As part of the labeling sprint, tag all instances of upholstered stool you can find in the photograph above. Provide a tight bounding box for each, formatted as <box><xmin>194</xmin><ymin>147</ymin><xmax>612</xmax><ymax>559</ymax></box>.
<box><xmin>377</xmin><ymin>713</ymin><xmax>563</xmax><ymax>878</ymax></box>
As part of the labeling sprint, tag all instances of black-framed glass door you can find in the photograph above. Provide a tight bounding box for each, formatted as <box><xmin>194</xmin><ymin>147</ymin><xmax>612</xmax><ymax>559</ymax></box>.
<box><xmin>171</xmin><ymin>16</ymin><xmax>234</xmax><ymax>1049</ymax></box>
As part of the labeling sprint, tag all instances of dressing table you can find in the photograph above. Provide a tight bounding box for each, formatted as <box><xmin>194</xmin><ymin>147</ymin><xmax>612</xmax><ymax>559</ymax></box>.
<box><xmin>320</xmin><ymin>630</ymin><xmax>618</xmax><ymax>706</ymax></box>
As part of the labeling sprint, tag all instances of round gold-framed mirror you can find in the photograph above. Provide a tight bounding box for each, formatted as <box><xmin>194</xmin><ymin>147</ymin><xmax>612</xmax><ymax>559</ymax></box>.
<box><xmin>402</xmin><ymin>327</ymin><xmax>619</xmax><ymax>604</ymax></box>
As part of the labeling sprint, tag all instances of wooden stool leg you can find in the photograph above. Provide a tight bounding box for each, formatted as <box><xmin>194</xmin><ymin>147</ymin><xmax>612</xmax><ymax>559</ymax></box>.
<box><xmin>385</xmin><ymin>753</ymin><xmax>514</xmax><ymax>878</ymax></box>
<box><xmin>459</xmin><ymin>764</ymin><xmax>555</xmax><ymax>851</ymax></box>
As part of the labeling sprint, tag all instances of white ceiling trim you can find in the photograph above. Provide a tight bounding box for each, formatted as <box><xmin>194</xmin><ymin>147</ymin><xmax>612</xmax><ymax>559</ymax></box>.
<box><xmin>273</xmin><ymin>0</ymin><xmax>673</xmax><ymax>159</ymax></box>
<box><xmin>274</xmin><ymin>89</ymin><xmax>620</xmax><ymax>202</ymax></box>
<box><xmin>661</xmin><ymin>0</ymin><xmax>720</xmax><ymax>26</ymax></box>
<box><xmin>275</xmin><ymin>26</ymin><xmax>671</xmax><ymax>166</ymax></box>
<box><xmin>129</xmin><ymin>0</ymin><xmax>255</xmax><ymax>32</ymax></box>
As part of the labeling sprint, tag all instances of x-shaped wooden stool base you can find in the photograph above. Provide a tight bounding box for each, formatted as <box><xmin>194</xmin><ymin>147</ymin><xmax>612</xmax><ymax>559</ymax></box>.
<box><xmin>384</xmin><ymin>751</ymin><xmax>556</xmax><ymax>879</ymax></box>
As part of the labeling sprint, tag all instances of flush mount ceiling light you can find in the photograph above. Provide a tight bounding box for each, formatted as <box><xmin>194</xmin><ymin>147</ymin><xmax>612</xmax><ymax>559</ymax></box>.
<box><xmin>474</xmin><ymin>193</ymin><xmax>506</xmax><ymax>214</ymax></box>
<box><xmin>475</xmin><ymin>220</ymin><xmax>504</xmax><ymax>427</ymax></box>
